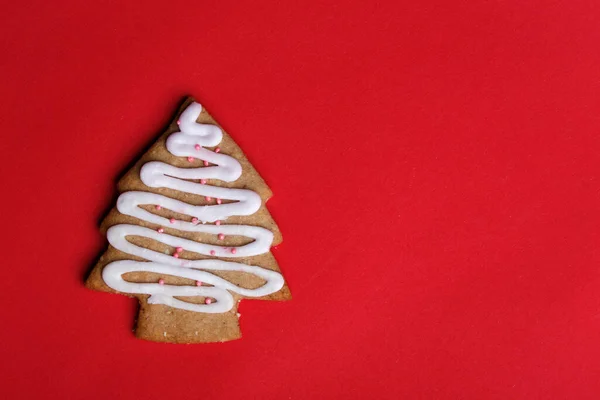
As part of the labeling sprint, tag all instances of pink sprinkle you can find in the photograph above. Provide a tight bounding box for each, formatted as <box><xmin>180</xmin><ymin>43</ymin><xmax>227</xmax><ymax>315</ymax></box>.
<box><xmin>215</xmin><ymin>147</ymin><xmax>221</xmax><ymax>153</ymax></box>
<box><xmin>157</xmin><ymin>228</ymin><xmax>164</xmax><ymax>233</ymax></box>
<box><xmin>231</xmin><ymin>248</ymin><xmax>237</xmax><ymax>254</ymax></box>
<box><xmin>205</xmin><ymin>298</ymin><xmax>212</xmax><ymax>305</ymax></box>
<box><xmin>200</xmin><ymin>179</ymin><xmax>207</xmax><ymax>184</ymax></box>
<box><xmin>196</xmin><ymin>281</ymin><xmax>202</xmax><ymax>286</ymax></box>
<box><xmin>158</xmin><ymin>279</ymin><xmax>165</xmax><ymax>285</ymax></box>
<box><xmin>215</xmin><ymin>220</ymin><xmax>221</xmax><ymax>226</ymax></box>
<box><xmin>169</xmin><ymin>218</ymin><xmax>175</xmax><ymax>224</ymax></box>
<box><xmin>216</xmin><ymin>198</ymin><xmax>222</xmax><ymax>205</ymax></box>
<box><xmin>218</xmin><ymin>233</ymin><xmax>225</xmax><ymax>240</ymax></box>
<box><xmin>173</xmin><ymin>253</ymin><xmax>179</xmax><ymax>259</ymax></box>
<box><xmin>191</xmin><ymin>217</ymin><xmax>199</xmax><ymax>224</ymax></box>
<box><xmin>205</xmin><ymin>196</ymin><xmax>212</xmax><ymax>202</ymax></box>
<box><xmin>194</xmin><ymin>144</ymin><xmax>201</xmax><ymax>150</ymax></box>
<box><xmin>155</xmin><ymin>205</ymin><xmax>162</xmax><ymax>210</ymax></box>
<box><xmin>210</xmin><ymin>250</ymin><xmax>216</xmax><ymax>256</ymax></box>
<box><xmin>203</xmin><ymin>160</ymin><xmax>209</xmax><ymax>166</ymax></box>
<box><xmin>187</xmin><ymin>156</ymin><xmax>194</xmax><ymax>162</ymax></box>
<box><xmin>177</xmin><ymin>120</ymin><xmax>181</xmax><ymax>125</ymax></box>
<box><xmin>176</xmin><ymin>247</ymin><xmax>183</xmax><ymax>253</ymax></box>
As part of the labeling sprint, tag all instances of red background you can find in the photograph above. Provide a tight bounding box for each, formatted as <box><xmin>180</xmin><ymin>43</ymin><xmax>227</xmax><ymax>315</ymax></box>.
<box><xmin>1</xmin><ymin>1</ymin><xmax>599</xmax><ymax>398</ymax></box>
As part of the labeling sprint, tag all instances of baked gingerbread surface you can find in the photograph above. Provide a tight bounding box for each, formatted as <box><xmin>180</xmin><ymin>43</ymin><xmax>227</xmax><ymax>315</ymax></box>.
<box><xmin>87</xmin><ymin>97</ymin><xmax>291</xmax><ymax>343</ymax></box>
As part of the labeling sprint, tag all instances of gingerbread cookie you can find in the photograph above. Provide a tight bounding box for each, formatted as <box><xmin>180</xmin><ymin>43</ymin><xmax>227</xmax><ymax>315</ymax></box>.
<box><xmin>87</xmin><ymin>97</ymin><xmax>291</xmax><ymax>343</ymax></box>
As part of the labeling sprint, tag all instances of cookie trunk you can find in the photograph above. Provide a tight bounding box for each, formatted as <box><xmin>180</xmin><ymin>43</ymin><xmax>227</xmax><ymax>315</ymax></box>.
<box><xmin>134</xmin><ymin>300</ymin><xmax>242</xmax><ymax>343</ymax></box>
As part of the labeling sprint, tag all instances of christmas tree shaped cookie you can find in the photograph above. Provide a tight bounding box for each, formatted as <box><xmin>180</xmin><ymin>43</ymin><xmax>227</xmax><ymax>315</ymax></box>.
<box><xmin>87</xmin><ymin>97</ymin><xmax>290</xmax><ymax>343</ymax></box>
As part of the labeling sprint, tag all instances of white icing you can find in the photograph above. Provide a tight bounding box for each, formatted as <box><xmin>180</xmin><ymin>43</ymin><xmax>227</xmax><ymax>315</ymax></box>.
<box><xmin>103</xmin><ymin>259</ymin><xmax>283</xmax><ymax>313</ymax></box>
<box><xmin>139</xmin><ymin>163</ymin><xmax>261</xmax><ymax>222</ymax></box>
<box><xmin>107</xmin><ymin>223</ymin><xmax>271</xmax><ymax>259</ymax></box>
<box><xmin>102</xmin><ymin>102</ymin><xmax>283</xmax><ymax>313</ymax></box>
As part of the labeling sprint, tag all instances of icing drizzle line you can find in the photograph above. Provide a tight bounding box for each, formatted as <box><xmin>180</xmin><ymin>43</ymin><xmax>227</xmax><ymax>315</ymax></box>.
<box><xmin>102</xmin><ymin>102</ymin><xmax>284</xmax><ymax>313</ymax></box>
